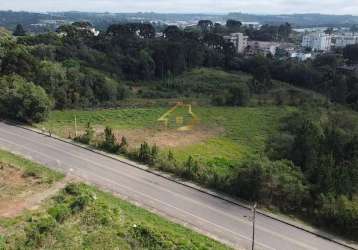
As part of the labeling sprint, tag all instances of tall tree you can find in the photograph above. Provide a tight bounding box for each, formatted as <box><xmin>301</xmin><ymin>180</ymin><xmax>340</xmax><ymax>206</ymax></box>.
<box><xmin>13</xmin><ymin>24</ymin><xmax>26</xmax><ymax>36</ymax></box>
<box><xmin>226</xmin><ymin>19</ymin><xmax>242</xmax><ymax>32</ymax></box>
<box><xmin>198</xmin><ymin>20</ymin><xmax>213</xmax><ymax>33</ymax></box>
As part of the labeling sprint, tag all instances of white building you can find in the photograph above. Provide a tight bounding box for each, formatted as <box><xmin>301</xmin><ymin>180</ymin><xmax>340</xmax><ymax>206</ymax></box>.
<box><xmin>302</xmin><ymin>33</ymin><xmax>332</xmax><ymax>51</ymax></box>
<box><xmin>290</xmin><ymin>52</ymin><xmax>312</xmax><ymax>61</ymax></box>
<box><xmin>242</xmin><ymin>22</ymin><xmax>261</xmax><ymax>30</ymax></box>
<box><xmin>224</xmin><ymin>33</ymin><xmax>248</xmax><ymax>54</ymax></box>
<box><xmin>334</xmin><ymin>33</ymin><xmax>358</xmax><ymax>48</ymax></box>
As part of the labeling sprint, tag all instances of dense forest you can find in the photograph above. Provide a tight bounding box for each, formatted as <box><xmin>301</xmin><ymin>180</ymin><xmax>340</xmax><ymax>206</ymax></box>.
<box><xmin>0</xmin><ymin>20</ymin><xmax>358</xmax><ymax>239</ymax></box>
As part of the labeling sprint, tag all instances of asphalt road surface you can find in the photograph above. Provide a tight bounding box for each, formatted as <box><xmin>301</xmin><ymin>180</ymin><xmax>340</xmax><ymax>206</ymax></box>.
<box><xmin>0</xmin><ymin>122</ymin><xmax>354</xmax><ymax>250</ymax></box>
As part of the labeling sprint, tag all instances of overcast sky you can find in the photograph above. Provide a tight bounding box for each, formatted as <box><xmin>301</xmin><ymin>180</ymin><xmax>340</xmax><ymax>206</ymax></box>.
<box><xmin>1</xmin><ymin>0</ymin><xmax>358</xmax><ymax>15</ymax></box>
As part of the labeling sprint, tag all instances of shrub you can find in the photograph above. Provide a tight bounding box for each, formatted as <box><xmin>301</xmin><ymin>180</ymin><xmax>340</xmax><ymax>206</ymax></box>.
<box><xmin>74</xmin><ymin>122</ymin><xmax>95</xmax><ymax>144</ymax></box>
<box><xmin>129</xmin><ymin>224</ymin><xmax>167</xmax><ymax>249</ymax></box>
<box><xmin>182</xmin><ymin>156</ymin><xmax>199</xmax><ymax>180</ymax></box>
<box><xmin>154</xmin><ymin>157</ymin><xmax>178</xmax><ymax>174</ymax></box>
<box><xmin>25</xmin><ymin>215</ymin><xmax>57</xmax><ymax>247</ymax></box>
<box><xmin>65</xmin><ymin>183</ymin><xmax>81</xmax><ymax>196</ymax></box>
<box><xmin>99</xmin><ymin>127</ymin><xmax>120</xmax><ymax>153</ymax></box>
<box><xmin>48</xmin><ymin>204</ymin><xmax>71</xmax><ymax>223</ymax></box>
<box><xmin>138</xmin><ymin>142</ymin><xmax>152</xmax><ymax>164</ymax></box>
<box><xmin>119</xmin><ymin>136</ymin><xmax>129</xmax><ymax>153</ymax></box>
<box><xmin>81</xmin><ymin>203</ymin><xmax>119</xmax><ymax>226</ymax></box>
<box><xmin>226</xmin><ymin>83</ymin><xmax>250</xmax><ymax>106</ymax></box>
<box><xmin>70</xmin><ymin>194</ymin><xmax>91</xmax><ymax>213</ymax></box>
<box><xmin>150</xmin><ymin>144</ymin><xmax>159</xmax><ymax>165</ymax></box>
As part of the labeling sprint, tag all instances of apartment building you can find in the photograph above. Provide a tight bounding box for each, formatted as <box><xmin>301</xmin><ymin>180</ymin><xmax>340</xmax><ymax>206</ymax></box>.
<box><xmin>334</xmin><ymin>33</ymin><xmax>358</xmax><ymax>48</ymax></box>
<box><xmin>302</xmin><ymin>32</ymin><xmax>332</xmax><ymax>51</ymax></box>
<box><xmin>224</xmin><ymin>32</ymin><xmax>248</xmax><ymax>54</ymax></box>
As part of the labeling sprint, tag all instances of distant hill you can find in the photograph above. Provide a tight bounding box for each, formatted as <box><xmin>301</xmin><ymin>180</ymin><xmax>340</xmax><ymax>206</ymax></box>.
<box><xmin>228</xmin><ymin>13</ymin><xmax>358</xmax><ymax>27</ymax></box>
<box><xmin>1</xmin><ymin>10</ymin><xmax>358</xmax><ymax>33</ymax></box>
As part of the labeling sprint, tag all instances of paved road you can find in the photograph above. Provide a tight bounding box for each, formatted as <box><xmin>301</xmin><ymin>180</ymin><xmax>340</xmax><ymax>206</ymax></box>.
<box><xmin>0</xmin><ymin>122</ymin><xmax>353</xmax><ymax>250</ymax></box>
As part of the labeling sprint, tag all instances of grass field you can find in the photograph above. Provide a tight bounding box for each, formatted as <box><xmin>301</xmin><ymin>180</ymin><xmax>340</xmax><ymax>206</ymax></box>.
<box><xmin>36</xmin><ymin>105</ymin><xmax>295</xmax><ymax>166</ymax></box>
<box><xmin>0</xmin><ymin>150</ymin><xmax>230</xmax><ymax>250</ymax></box>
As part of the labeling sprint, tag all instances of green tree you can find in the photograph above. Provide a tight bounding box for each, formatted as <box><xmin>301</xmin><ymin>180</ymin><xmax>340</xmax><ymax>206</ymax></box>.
<box><xmin>1</xmin><ymin>45</ymin><xmax>39</xmax><ymax>79</ymax></box>
<box><xmin>226</xmin><ymin>83</ymin><xmax>250</xmax><ymax>106</ymax></box>
<box><xmin>198</xmin><ymin>20</ymin><xmax>213</xmax><ymax>33</ymax></box>
<box><xmin>226</xmin><ymin>19</ymin><xmax>242</xmax><ymax>32</ymax></box>
<box><xmin>13</xmin><ymin>24</ymin><xmax>26</xmax><ymax>36</ymax></box>
<box><xmin>0</xmin><ymin>75</ymin><xmax>51</xmax><ymax>123</ymax></box>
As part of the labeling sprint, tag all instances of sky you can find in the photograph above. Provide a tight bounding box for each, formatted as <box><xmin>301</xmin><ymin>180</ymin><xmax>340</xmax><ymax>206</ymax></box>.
<box><xmin>1</xmin><ymin>0</ymin><xmax>358</xmax><ymax>15</ymax></box>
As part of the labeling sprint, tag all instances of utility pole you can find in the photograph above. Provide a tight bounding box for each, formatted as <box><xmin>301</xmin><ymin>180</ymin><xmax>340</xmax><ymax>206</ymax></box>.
<box><xmin>74</xmin><ymin>115</ymin><xmax>78</xmax><ymax>137</ymax></box>
<box><xmin>252</xmin><ymin>202</ymin><xmax>257</xmax><ymax>250</ymax></box>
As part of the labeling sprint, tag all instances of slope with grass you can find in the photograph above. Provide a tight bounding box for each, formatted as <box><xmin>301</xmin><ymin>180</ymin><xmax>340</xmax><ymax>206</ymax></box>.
<box><xmin>0</xmin><ymin>150</ymin><xmax>230</xmax><ymax>250</ymax></box>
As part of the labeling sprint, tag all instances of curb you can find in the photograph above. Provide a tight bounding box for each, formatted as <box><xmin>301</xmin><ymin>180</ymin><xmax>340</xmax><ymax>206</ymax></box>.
<box><xmin>8</xmin><ymin>122</ymin><xmax>358</xmax><ymax>250</ymax></box>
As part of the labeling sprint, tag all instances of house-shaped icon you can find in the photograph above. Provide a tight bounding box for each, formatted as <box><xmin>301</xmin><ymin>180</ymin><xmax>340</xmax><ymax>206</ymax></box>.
<box><xmin>158</xmin><ymin>102</ymin><xmax>199</xmax><ymax>131</ymax></box>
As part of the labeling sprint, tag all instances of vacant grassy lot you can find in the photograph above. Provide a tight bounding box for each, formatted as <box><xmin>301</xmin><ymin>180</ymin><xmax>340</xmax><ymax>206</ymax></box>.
<box><xmin>37</xmin><ymin>106</ymin><xmax>294</xmax><ymax>165</ymax></box>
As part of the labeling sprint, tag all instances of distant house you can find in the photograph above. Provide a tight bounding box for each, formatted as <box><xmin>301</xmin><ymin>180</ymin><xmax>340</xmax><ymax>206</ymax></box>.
<box><xmin>223</xmin><ymin>33</ymin><xmax>248</xmax><ymax>54</ymax></box>
<box><xmin>246</xmin><ymin>41</ymin><xmax>281</xmax><ymax>56</ymax></box>
<box><xmin>337</xmin><ymin>65</ymin><xmax>358</xmax><ymax>76</ymax></box>
<box><xmin>290</xmin><ymin>52</ymin><xmax>312</xmax><ymax>61</ymax></box>
<box><xmin>241</xmin><ymin>22</ymin><xmax>261</xmax><ymax>30</ymax></box>
<box><xmin>58</xmin><ymin>22</ymin><xmax>100</xmax><ymax>37</ymax></box>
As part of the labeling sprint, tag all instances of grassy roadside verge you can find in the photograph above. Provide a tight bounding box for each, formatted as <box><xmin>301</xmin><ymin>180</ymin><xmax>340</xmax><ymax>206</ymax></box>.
<box><xmin>0</xmin><ymin>149</ymin><xmax>64</xmax><ymax>184</ymax></box>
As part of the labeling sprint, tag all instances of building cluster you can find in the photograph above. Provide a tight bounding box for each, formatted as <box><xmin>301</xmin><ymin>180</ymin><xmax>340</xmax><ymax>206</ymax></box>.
<box><xmin>223</xmin><ymin>32</ymin><xmax>302</xmax><ymax>59</ymax></box>
<box><xmin>223</xmin><ymin>30</ymin><xmax>358</xmax><ymax>62</ymax></box>
<box><xmin>301</xmin><ymin>32</ymin><xmax>358</xmax><ymax>51</ymax></box>
<box><xmin>334</xmin><ymin>33</ymin><xmax>358</xmax><ymax>48</ymax></box>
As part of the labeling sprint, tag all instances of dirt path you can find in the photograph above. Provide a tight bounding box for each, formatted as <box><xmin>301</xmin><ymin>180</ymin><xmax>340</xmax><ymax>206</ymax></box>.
<box><xmin>0</xmin><ymin>177</ymin><xmax>72</xmax><ymax>218</ymax></box>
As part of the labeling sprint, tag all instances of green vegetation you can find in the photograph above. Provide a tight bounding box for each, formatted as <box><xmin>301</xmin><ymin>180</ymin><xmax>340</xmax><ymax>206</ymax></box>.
<box><xmin>0</xmin><ymin>149</ymin><xmax>63</xmax><ymax>184</ymax></box>
<box><xmin>1</xmin><ymin>182</ymin><xmax>228</xmax><ymax>250</ymax></box>
<box><xmin>1</xmin><ymin>16</ymin><xmax>358</xmax><ymax>242</ymax></box>
<box><xmin>0</xmin><ymin>75</ymin><xmax>51</xmax><ymax>123</ymax></box>
<box><xmin>266</xmin><ymin>108</ymin><xmax>358</xmax><ymax>237</ymax></box>
<box><xmin>37</xmin><ymin>106</ymin><xmax>292</xmax><ymax>163</ymax></box>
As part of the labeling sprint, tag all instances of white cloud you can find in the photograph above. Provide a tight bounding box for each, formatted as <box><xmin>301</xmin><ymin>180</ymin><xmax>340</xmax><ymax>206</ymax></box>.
<box><xmin>0</xmin><ymin>0</ymin><xmax>358</xmax><ymax>14</ymax></box>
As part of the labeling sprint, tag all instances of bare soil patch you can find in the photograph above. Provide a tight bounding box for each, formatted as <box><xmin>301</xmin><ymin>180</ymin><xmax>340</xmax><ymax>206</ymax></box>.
<box><xmin>112</xmin><ymin>126</ymin><xmax>224</xmax><ymax>148</ymax></box>
<box><xmin>0</xmin><ymin>163</ymin><xmax>69</xmax><ymax>218</ymax></box>
<box><xmin>0</xmin><ymin>163</ymin><xmax>41</xmax><ymax>200</ymax></box>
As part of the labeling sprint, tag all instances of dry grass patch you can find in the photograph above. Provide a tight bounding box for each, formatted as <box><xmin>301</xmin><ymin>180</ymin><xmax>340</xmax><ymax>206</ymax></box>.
<box><xmin>110</xmin><ymin>126</ymin><xmax>224</xmax><ymax>149</ymax></box>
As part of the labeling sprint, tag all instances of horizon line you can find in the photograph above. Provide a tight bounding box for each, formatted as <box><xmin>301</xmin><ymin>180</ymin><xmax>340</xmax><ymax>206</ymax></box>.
<box><xmin>1</xmin><ymin>9</ymin><xmax>358</xmax><ymax>17</ymax></box>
